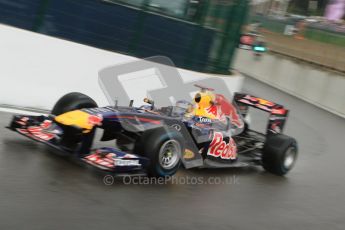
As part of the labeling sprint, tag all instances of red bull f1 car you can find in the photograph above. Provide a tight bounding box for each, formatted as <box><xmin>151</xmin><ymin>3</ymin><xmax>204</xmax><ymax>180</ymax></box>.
<box><xmin>7</xmin><ymin>85</ymin><xmax>298</xmax><ymax>177</ymax></box>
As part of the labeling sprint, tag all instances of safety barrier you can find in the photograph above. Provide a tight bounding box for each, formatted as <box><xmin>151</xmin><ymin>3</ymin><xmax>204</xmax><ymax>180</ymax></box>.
<box><xmin>233</xmin><ymin>49</ymin><xmax>345</xmax><ymax>118</ymax></box>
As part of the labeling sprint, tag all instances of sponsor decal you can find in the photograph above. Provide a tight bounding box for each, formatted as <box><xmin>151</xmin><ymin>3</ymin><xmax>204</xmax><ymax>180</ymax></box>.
<box><xmin>258</xmin><ymin>98</ymin><xmax>274</xmax><ymax>107</ymax></box>
<box><xmin>17</xmin><ymin>128</ymin><xmax>29</xmax><ymax>134</ymax></box>
<box><xmin>85</xmin><ymin>153</ymin><xmax>115</xmax><ymax>168</ymax></box>
<box><xmin>16</xmin><ymin>117</ymin><xmax>29</xmax><ymax>126</ymax></box>
<box><xmin>28</xmin><ymin>126</ymin><xmax>55</xmax><ymax>141</ymax></box>
<box><xmin>238</xmin><ymin>99</ymin><xmax>254</xmax><ymax>105</ymax></box>
<box><xmin>183</xmin><ymin>149</ymin><xmax>195</xmax><ymax>159</ymax></box>
<box><xmin>244</xmin><ymin>95</ymin><xmax>258</xmax><ymax>102</ymax></box>
<box><xmin>207</xmin><ymin>132</ymin><xmax>237</xmax><ymax>160</ymax></box>
<box><xmin>18</xmin><ymin>126</ymin><xmax>55</xmax><ymax>141</ymax></box>
<box><xmin>171</xmin><ymin>124</ymin><xmax>182</xmax><ymax>131</ymax></box>
<box><xmin>86</xmin><ymin>155</ymin><xmax>114</xmax><ymax>168</ymax></box>
<box><xmin>256</xmin><ymin>104</ymin><xmax>271</xmax><ymax>112</ymax></box>
<box><xmin>40</xmin><ymin>120</ymin><xmax>52</xmax><ymax>129</ymax></box>
<box><xmin>16</xmin><ymin>121</ymin><xmax>26</xmax><ymax>126</ymax></box>
<box><xmin>271</xmin><ymin>109</ymin><xmax>287</xmax><ymax>115</ymax></box>
<box><xmin>21</xmin><ymin>117</ymin><xmax>29</xmax><ymax>122</ymax></box>
<box><xmin>198</xmin><ymin>117</ymin><xmax>212</xmax><ymax>123</ymax></box>
<box><xmin>241</xmin><ymin>96</ymin><xmax>276</xmax><ymax>110</ymax></box>
<box><xmin>195</xmin><ymin>123</ymin><xmax>208</xmax><ymax>128</ymax></box>
<box><xmin>88</xmin><ymin>115</ymin><xmax>103</xmax><ymax>126</ymax></box>
<box><xmin>114</xmin><ymin>159</ymin><xmax>140</xmax><ymax>167</ymax></box>
<box><xmin>84</xmin><ymin>151</ymin><xmax>141</xmax><ymax>168</ymax></box>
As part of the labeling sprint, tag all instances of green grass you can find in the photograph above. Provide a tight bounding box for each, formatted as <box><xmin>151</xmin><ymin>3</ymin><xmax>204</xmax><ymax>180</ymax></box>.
<box><xmin>303</xmin><ymin>28</ymin><xmax>345</xmax><ymax>47</ymax></box>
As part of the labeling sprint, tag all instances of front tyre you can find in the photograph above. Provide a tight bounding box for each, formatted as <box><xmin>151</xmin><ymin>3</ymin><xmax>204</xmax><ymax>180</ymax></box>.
<box><xmin>262</xmin><ymin>134</ymin><xmax>298</xmax><ymax>176</ymax></box>
<box><xmin>135</xmin><ymin>128</ymin><xmax>184</xmax><ymax>177</ymax></box>
<box><xmin>158</xmin><ymin>139</ymin><xmax>181</xmax><ymax>171</ymax></box>
<box><xmin>52</xmin><ymin>92</ymin><xmax>98</xmax><ymax>116</ymax></box>
<box><xmin>51</xmin><ymin>92</ymin><xmax>98</xmax><ymax>151</ymax></box>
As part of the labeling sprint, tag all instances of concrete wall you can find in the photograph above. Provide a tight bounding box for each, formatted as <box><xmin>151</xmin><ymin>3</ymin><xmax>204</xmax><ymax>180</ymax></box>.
<box><xmin>233</xmin><ymin>49</ymin><xmax>345</xmax><ymax>118</ymax></box>
<box><xmin>0</xmin><ymin>24</ymin><xmax>243</xmax><ymax>110</ymax></box>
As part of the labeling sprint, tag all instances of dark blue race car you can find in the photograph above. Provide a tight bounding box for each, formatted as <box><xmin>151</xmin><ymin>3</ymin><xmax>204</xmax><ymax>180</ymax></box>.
<box><xmin>7</xmin><ymin>85</ymin><xmax>298</xmax><ymax>177</ymax></box>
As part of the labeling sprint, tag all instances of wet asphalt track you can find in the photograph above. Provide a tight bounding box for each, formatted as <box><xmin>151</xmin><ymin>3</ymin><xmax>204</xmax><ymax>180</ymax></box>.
<box><xmin>0</xmin><ymin>77</ymin><xmax>344</xmax><ymax>230</ymax></box>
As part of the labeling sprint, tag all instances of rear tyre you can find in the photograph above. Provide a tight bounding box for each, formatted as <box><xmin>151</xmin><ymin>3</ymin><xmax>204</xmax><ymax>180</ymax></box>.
<box><xmin>135</xmin><ymin>127</ymin><xmax>184</xmax><ymax>177</ymax></box>
<box><xmin>262</xmin><ymin>134</ymin><xmax>298</xmax><ymax>176</ymax></box>
<box><xmin>51</xmin><ymin>92</ymin><xmax>98</xmax><ymax>116</ymax></box>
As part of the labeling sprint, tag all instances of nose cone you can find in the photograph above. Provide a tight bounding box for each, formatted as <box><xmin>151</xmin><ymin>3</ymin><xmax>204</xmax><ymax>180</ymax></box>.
<box><xmin>55</xmin><ymin>110</ymin><xmax>102</xmax><ymax>131</ymax></box>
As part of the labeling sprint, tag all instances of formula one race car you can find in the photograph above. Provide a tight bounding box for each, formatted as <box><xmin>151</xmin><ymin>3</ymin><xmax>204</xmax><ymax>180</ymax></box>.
<box><xmin>7</xmin><ymin>85</ymin><xmax>298</xmax><ymax>177</ymax></box>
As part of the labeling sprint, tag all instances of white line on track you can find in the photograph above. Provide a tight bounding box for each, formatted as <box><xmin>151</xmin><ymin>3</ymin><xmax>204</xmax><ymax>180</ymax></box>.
<box><xmin>0</xmin><ymin>107</ymin><xmax>46</xmax><ymax>116</ymax></box>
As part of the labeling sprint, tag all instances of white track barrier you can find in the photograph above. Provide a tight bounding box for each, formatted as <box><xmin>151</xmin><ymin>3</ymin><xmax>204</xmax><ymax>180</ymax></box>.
<box><xmin>233</xmin><ymin>49</ymin><xmax>345</xmax><ymax>118</ymax></box>
<box><xmin>0</xmin><ymin>24</ymin><xmax>243</xmax><ymax>110</ymax></box>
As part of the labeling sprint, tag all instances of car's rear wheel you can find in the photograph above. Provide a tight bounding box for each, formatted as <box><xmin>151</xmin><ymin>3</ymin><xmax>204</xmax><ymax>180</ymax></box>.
<box><xmin>52</xmin><ymin>92</ymin><xmax>97</xmax><ymax>116</ymax></box>
<box><xmin>262</xmin><ymin>134</ymin><xmax>298</xmax><ymax>176</ymax></box>
<box><xmin>135</xmin><ymin>127</ymin><xmax>184</xmax><ymax>177</ymax></box>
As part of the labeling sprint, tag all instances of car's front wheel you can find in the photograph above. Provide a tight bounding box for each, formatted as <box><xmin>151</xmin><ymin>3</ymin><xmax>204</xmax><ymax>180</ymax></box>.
<box><xmin>135</xmin><ymin>127</ymin><xmax>184</xmax><ymax>177</ymax></box>
<box><xmin>51</xmin><ymin>92</ymin><xmax>98</xmax><ymax>151</ymax></box>
<box><xmin>51</xmin><ymin>92</ymin><xmax>97</xmax><ymax>116</ymax></box>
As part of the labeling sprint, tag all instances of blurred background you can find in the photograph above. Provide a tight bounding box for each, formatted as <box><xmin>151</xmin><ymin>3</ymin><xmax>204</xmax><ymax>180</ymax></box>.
<box><xmin>0</xmin><ymin>0</ymin><xmax>249</xmax><ymax>74</ymax></box>
<box><xmin>1</xmin><ymin>1</ymin><xmax>345</xmax><ymax>229</ymax></box>
<box><xmin>0</xmin><ymin>0</ymin><xmax>344</xmax><ymax>73</ymax></box>
<box><xmin>249</xmin><ymin>0</ymin><xmax>345</xmax><ymax>72</ymax></box>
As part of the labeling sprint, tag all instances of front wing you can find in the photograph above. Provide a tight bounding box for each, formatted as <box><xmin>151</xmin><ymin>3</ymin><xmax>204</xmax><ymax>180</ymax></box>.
<box><xmin>7</xmin><ymin>114</ymin><xmax>149</xmax><ymax>173</ymax></box>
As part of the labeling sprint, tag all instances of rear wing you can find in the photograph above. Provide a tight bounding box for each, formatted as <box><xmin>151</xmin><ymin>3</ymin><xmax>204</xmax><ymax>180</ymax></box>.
<box><xmin>233</xmin><ymin>93</ymin><xmax>289</xmax><ymax>135</ymax></box>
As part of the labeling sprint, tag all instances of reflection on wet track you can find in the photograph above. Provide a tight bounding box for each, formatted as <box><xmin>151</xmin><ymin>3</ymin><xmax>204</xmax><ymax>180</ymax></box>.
<box><xmin>0</xmin><ymin>77</ymin><xmax>344</xmax><ymax>230</ymax></box>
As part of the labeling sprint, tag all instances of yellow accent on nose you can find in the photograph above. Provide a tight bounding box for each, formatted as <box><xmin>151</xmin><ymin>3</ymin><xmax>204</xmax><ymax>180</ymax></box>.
<box><xmin>55</xmin><ymin>110</ymin><xmax>93</xmax><ymax>131</ymax></box>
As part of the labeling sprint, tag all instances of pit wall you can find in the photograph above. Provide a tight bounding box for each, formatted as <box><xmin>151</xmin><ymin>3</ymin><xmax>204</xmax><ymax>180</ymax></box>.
<box><xmin>233</xmin><ymin>49</ymin><xmax>345</xmax><ymax>118</ymax></box>
<box><xmin>0</xmin><ymin>24</ymin><xmax>243</xmax><ymax>110</ymax></box>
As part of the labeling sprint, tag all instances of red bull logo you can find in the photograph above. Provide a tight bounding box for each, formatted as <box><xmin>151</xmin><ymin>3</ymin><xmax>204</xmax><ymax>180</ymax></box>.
<box><xmin>207</xmin><ymin>132</ymin><xmax>237</xmax><ymax>160</ymax></box>
<box><xmin>214</xmin><ymin>94</ymin><xmax>244</xmax><ymax>128</ymax></box>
